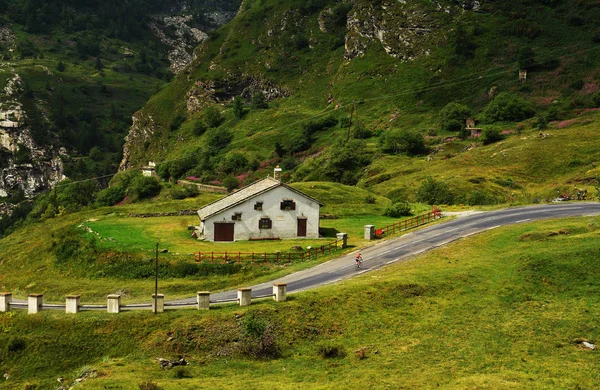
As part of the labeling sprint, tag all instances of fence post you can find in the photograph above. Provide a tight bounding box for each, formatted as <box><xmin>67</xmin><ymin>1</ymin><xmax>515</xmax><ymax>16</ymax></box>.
<box><xmin>152</xmin><ymin>294</ymin><xmax>164</xmax><ymax>313</ymax></box>
<box><xmin>107</xmin><ymin>294</ymin><xmax>121</xmax><ymax>313</ymax></box>
<box><xmin>65</xmin><ymin>295</ymin><xmax>80</xmax><ymax>314</ymax></box>
<box><xmin>237</xmin><ymin>288</ymin><xmax>252</xmax><ymax>306</ymax></box>
<box><xmin>197</xmin><ymin>291</ymin><xmax>210</xmax><ymax>310</ymax></box>
<box><xmin>273</xmin><ymin>283</ymin><xmax>287</xmax><ymax>302</ymax></box>
<box><xmin>364</xmin><ymin>225</ymin><xmax>375</xmax><ymax>241</ymax></box>
<box><xmin>28</xmin><ymin>294</ymin><xmax>43</xmax><ymax>314</ymax></box>
<box><xmin>0</xmin><ymin>292</ymin><xmax>12</xmax><ymax>312</ymax></box>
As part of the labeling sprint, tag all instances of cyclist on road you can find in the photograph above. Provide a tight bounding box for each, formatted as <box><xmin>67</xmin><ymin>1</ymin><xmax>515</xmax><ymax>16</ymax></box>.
<box><xmin>355</xmin><ymin>253</ymin><xmax>363</xmax><ymax>269</ymax></box>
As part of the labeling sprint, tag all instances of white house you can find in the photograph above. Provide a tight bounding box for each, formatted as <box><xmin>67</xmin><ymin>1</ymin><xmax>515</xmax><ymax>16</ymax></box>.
<box><xmin>197</xmin><ymin>169</ymin><xmax>323</xmax><ymax>242</ymax></box>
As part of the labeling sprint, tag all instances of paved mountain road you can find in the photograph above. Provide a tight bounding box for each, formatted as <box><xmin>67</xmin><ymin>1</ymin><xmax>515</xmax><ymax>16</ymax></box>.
<box><xmin>169</xmin><ymin>203</ymin><xmax>600</xmax><ymax>306</ymax></box>
<box><xmin>10</xmin><ymin>203</ymin><xmax>600</xmax><ymax>310</ymax></box>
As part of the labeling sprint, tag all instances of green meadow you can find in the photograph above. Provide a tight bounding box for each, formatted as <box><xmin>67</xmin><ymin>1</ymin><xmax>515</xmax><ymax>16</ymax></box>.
<box><xmin>1</xmin><ymin>216</ymin><xmax>599</xmax><ymax>388</ymax></box>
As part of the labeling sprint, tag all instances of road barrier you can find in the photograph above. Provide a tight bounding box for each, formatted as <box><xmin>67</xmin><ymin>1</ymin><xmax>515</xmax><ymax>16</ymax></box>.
<box><xmin>0</xmin><ymin>284</ymin><xmax>288</xmax><ymax>315</ymax></box>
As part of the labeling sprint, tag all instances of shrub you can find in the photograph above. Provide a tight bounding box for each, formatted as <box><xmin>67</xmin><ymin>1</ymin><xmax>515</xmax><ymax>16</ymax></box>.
<box><xmin>138</xmin><ymin>381</ymin><xmax>162</xmax><ymax>390</ymax></box>
<box><xmin>466</xmin><ymin>190</ymin><xmax>497</xmax><ymax>205</ymax></box>
<box><xmin>317</xmin><ymin>342</ymin><xmax>346</xmax><ymax>359</ymax></box>
<box><xmin>379</xmin><ymin>129</ymin><xmax>427</xmax><ymax>155</ymax></box>
<box><xmin>206</xmin><ymin>128</ymin><xmax>233</xmax><ymax>151</ymax></box>
<box><xmin>240</xmin><ymin>312</ymin><xmax>280</xmax><ymax>359</ymax></box>
<box><xmin>95</xmin><ymin>185</ymin><xmax>126</xmax><ymax>206</ymax></box>
<box><xmin>481</xmin><ymin>125</ymin><xmax>504</xmax><ymax>145</ymax></box>
<box><xmin>219</xmin><ymin>153</ymin><xmax>249</xmax><ymax>175</ymax></box>
<box><xmin>130</xmin><ymin>176</ymin><xmax>161</xmax><ymax>200</ymax></box>
<box><xmin>203</xmin><ymin>107</ymin><xmax>223</xmax><ymax>128</ymax></box>
<box><xmin>416</xmin><ymin>177</ymin><xmax>454</xmax><ymax>205</ymax></box>
<box><xmin>7</xmin><ymin>337</ymin><xmax>26</xmax><ymax>353</ymax></box>
<box><xmin>384</xmin><ymin>202</ymin><xmax>412</xmax><ymax>217</ymax></box>
<box><xmin>222</xmin><ymin>175</ymin><xmax>240</xmax><ymax>192</ymax></box>
<box><xmin>192</xmin><ymin>120</ymin><xmax>207</xmax><ymax>136</ymax></box>
<box><xmin>365</xmin><ymin>194</ymin><xmax>376</xmax><ymax>204</ymax></box>
<box><xmin>251</xmin><ymin>92</ymin><xmax>268</xmax><ymax>109</ymax></box>
<box><xmin>173</xmin><ymin>368</ymin><xmax>192</xmax><ymax>379</ymax></box>
<box><xmin>535</xmin><ymin>116</ymin><xmax>548</xmax><ymax>129</ymax></box>
<box><xmin>170</xmin><ymin>185</ymin><xmax>199</xmax><ymax>200</ymax></box>
<box><xmin>483</xmin><ymin>93</ymin><xmax>535</xmax><ymax>123</ymax></box>
<box><xmin>302</xmin><ymin>116</ymin><xmax>338</xmax><ymax>136</ymax></box>
<box><xmin>353</xmin><ymin>124</ymin><xmax>372</xmax><ymax>139</ymax></box>
<box><xmin>232</xmin><ymin>96</ymin><xmax>245</xmax><ymax>118</ymax></box>
<box><xmin>170</xmin><ymin>114</ymin><xmax>186</xmax><ymax>131</ymax></box>
<box><xmin>440</xmin><ymin>102</ymin><xmax>472</xmax><ymax>132</ymax></box>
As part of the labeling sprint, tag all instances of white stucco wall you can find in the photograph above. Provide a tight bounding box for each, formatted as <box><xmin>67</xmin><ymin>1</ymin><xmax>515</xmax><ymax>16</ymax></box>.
<box><xmin>201</xmin><ymin>186</ymin><xmax>320</xmax><ymax>241</ymax></box>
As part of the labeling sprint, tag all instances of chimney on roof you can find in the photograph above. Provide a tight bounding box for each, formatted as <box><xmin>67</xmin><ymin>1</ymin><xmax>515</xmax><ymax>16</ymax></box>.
<box><xmin>274</xmin><ymin>165</ymin><xmax>282</xmax><ymax>181</ymax></box>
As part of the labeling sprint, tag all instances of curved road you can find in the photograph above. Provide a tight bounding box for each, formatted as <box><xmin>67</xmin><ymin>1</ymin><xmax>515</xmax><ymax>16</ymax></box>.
<box><xmin>10</xmin><ymin>203</ymin><xmax>600</xmax><ymax>310</ymax></box>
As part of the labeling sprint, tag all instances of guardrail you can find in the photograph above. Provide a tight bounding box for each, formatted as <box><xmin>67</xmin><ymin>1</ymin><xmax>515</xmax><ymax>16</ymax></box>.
<box><xmin>1</xmin><ymin>287</ymin><xmax>287</xmax><ymax>314</ymax></box>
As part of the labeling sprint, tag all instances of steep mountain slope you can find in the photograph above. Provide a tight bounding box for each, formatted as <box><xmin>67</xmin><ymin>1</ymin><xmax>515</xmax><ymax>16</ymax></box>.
<box><xmin>120</xmin><ymin>0</ymin><xmax>600</xmax><ymax>201</ymax></box>
<box><xmin>0</xmin><ymin>0</ymin><xmax>241</xmax><ymax>205</ymax></box>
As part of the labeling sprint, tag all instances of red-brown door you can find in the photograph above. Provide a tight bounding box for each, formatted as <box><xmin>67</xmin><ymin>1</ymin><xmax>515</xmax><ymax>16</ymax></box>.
<box><xmin>297</xmin><ymin>219</ymin><xmax>307</xmax><ymax>237</ymax></box>
<box><xmin>214</xmin><ymin>223</ymin><xmax>234</xmax><ymax>242</ymax></box>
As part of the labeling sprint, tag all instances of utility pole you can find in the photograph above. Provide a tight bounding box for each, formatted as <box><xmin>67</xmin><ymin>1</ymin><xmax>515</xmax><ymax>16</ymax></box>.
<box><xmin>154</xmin><ymin>242</ymin><xmax>158</xmax><ymax>315</ymax></box>
<box><xmin>347</xmin><ymin>101</ymin><xmax>362</xmax><ymax>143</ymax></box>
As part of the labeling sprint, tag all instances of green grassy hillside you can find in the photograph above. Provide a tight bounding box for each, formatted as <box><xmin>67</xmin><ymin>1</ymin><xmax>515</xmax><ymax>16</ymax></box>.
<box><xmin>1</xmin><ymin>216</ymin><xmax>599</xmax><ymax>388</ymax></box>
<box><xmin>121</xmin><ymin>0</ymin><xmax>600</xmax><ymax>204</ymax></box>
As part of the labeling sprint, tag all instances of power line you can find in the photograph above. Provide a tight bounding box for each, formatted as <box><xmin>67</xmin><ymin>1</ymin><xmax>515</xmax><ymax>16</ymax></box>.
<box><xmin>50</xmin><ymin>41</ymin><xmax>600</xmax><ymax>188</ymax></box>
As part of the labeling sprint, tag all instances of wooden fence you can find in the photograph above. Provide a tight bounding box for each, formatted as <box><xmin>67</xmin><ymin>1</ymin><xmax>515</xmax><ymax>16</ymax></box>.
<box><xmin>376</xmin><ymin>207</ymin><xmax>442</xmax><ymax>237</ymax></box>
<box><xmin>195</xmin><ymin>239</ymin><xmax>342</xmax><ymax>264</ymax></box>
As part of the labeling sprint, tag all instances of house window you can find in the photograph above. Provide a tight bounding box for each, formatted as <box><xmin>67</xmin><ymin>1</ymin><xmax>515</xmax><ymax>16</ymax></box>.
<box><xmin>254</xmin><ymin>202</ymin><xmax>263</xmax><ymax>211</ymax></box>
<box><xmin>259</xmin><ymin>217</ymin><xmax>272</xmax><ymax>229</ymax></box>
<box><xmin>280</xmin><ymin>199</ymin><xmax>296</xmax><ymax>211</ymax></box>
<box><xmin>231</xmin><ymin>212</ymin><xmax>242</xmax><ymax>221</ymax></box>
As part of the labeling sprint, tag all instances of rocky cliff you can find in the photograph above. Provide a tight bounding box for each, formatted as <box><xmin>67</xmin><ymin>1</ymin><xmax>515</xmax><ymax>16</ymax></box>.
<box><xmin>0</xmin><ymin>28</ymin><xmax>64</xmax><ymax>204</ymax></box>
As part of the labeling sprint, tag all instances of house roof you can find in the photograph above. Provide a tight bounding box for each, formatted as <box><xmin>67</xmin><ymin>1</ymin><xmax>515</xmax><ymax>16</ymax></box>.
<box><xmin>197</xmin><ymin>177</ymin><xmax>323</xmax><ymax>221</ymax></box>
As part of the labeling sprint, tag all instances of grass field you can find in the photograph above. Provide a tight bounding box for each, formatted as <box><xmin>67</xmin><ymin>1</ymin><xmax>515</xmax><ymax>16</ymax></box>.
<box><xmin>1</xmin><ymin>216</ymin><xmax>599</xmax><ymax>388</ymax></box>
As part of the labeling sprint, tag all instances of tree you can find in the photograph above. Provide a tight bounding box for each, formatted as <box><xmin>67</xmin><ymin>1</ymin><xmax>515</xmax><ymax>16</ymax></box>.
<box><xmin>483</xmin><ymin>92</ymin><xmax>535</xmax><ymax>123</ymax></box>
<box><xmin>130</xmin><ymin>175</ymin><xmax>161</xmax><ymax>200</ymax></box>
<box><xmin>232</xmin><ymin>97</ymin><xmax>245</xmax><ymax>119</ymax></box>
<box><xmin>439</xmin><ymin>102</ymin><xmax>472</xmax><ymax>132</ymax></box>
<box><xmin>379</xmin><ymin>129</ymin><xmax>427</xmax><ymax>156</ymax></box>
<box><xmin>322</xmin><ymin>139</ymin><xmax>372</xmax><ymax>185</ymax></box>
<box><xmin>481</xmin><ymin>125</ymin><xmax>504</xmax><ymax>145</ymax></box>
<box><xmin>222</xmin><ymin>175</ymin><xmax>240</xmax><ymax>192</ymax></box>
<box><xmin>94</xmin><ymin>57</ymin><xmax>104</xmax><ymax>71</ymax></box>
<box><xmin>416</xmin><ymin>177</ymin><xmax>454</xmax><ymax>205</ymax></box>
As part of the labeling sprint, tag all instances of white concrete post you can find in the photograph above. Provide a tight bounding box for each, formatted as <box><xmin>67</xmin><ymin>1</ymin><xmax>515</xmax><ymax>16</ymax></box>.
<box><xmin>197</xmin><ymin>291</ymin><xmax>210</xmax><ymax>310</ymax></box>
<box><xmin>336</xmin><ymin>233</ymin><xmax>348</xmax><ymax>248</ymax></box>
<box><xmin>237</xmin><ymin>288</ymin><xmax>252</xmax><ymax>306</ymax></box>
<box><xmin>107</xmin><ymin>294</ymin><xmax>121</xmax><ymax>313</ymax></box>
<box><xmin>152</xmin><ymin>294</ymin><xmax>164</xmax><ymax>313</ymax></box>
<box><xmin>65</xmin><ymin>295</ymin><xmax>80</xmax><ymax>314</ymax></box>
<box><xmin>364</xmin><ymin>225</ymin><xmax>375</xmax><ymax>241</ymax></box>
<box><xmin>28</xmin><ymin>294</ymin><xmax>43</xmax><ymax>314</ymax></box>
<box><xmin>0</xmin><ymin>292</ymin><xmax>12</xmax><ymax>312</ymax></box>
<box><xmin>273</xmin><ymin>283</ymin><xmax>287</xmax><ymax>302</ymax></box>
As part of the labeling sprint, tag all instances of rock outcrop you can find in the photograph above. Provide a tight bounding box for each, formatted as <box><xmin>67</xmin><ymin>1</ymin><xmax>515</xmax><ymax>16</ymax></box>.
<box><xmin>186</xmin><ymin>75</ymin><xmax>290</xmax><ymax>113</ymax></box>
<box><xmin>0</xmin><ymin>53</ymin><xmax>64</xmax><ymax>200</ymax></box>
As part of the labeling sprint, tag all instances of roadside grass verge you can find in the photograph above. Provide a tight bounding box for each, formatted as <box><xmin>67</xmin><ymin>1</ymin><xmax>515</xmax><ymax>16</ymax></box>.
<box><xmin>1</xmin><ymin>216</ymin><xmax>599</xmax><ymax>388</ymax></box>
